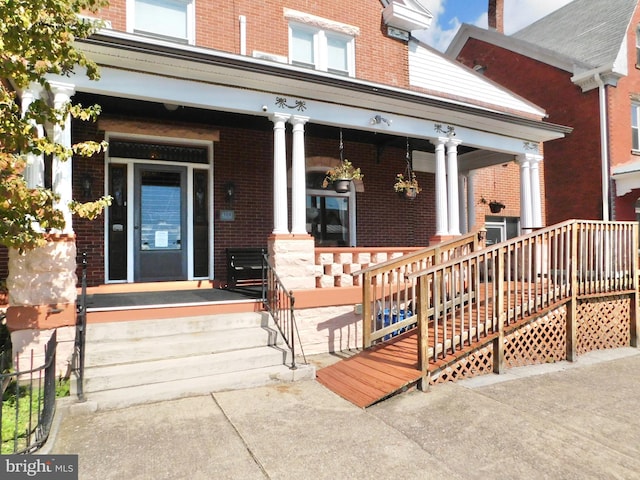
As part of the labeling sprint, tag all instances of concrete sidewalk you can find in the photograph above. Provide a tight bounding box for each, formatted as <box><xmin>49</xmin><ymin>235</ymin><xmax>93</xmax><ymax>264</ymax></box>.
<box><xmin>47</xmin><ymin>348</ymin><xmax>640</xmax><ymax>479</ymax></box>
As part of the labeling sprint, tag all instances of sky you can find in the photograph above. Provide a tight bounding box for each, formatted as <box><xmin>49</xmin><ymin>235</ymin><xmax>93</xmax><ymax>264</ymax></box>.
<box><xmin>416</xmin><ymin>0</ymin><xmax>574</xmax><ymax>51</ymax></box>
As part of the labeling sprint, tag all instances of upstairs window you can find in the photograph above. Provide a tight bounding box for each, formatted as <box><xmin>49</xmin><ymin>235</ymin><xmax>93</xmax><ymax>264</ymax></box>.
<box><xmin>289</xmin><ymin>25</ymin><xmax>354</xmax><ymax>76</ymax></box>
<box><xmin>129</xmin><ymin>0</ymin><xmax>194</xmax><ymax>44</ymax></box>
<box><xmin>636</xmin><ymin>26</ymin><xmax>640</xmax><ymax>67</ymax></box>
<box><xmin>632</xmin><ymin>103</ymin><xmax>640</xmax><ymax>151</ymax></box>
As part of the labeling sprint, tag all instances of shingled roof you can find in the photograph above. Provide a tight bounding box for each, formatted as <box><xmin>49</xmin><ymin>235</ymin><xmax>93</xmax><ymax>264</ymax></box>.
<box><xmin>512</xmin><ymin>0</ymin><xmax>637</xmax><ymax>70</ymax></box>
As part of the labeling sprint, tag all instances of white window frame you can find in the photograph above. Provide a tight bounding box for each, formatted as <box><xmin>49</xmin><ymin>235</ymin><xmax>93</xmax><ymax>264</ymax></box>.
<box><xmin>633</xmin><ymin>102</ymin><xmax>640</xmax><ymax>152</ymax></box>
<box><xmin>306</xmin><ymin>167</ymin><xmax>357</xmax><ymax>246</ymax></box>
<box><xmin>126</xmin><ymin>0</ymin><xmax>196</xmax><ymax>45</ymax></box>
<box><xmin>288</xmin><ymin>23</ymin><xmax>356</xmax><ymax>77</ymax></box>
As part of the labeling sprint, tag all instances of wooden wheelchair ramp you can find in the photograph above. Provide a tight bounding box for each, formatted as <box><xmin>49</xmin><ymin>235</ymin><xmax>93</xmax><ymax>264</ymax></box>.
<box><xmin>316</xmin><ymin>333</ymin><xmax>422</xmax><ymax>408</ymax></box>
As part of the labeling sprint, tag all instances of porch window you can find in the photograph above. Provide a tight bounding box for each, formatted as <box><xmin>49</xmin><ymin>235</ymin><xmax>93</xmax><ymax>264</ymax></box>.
<box><xmin>633</xmin><ymin>103</ymin><xmax>640</xmax><ymax>151</ymax></box>
<box><xmin>289</xmin><ymin>24</ymin><xmax>355</xmax><ymax>76</ymax></box>
<box><xmin>306</xmin><ymin>171</ymin><xmax>355</xmax><ymax>246</ymax></box>
<box><xmin>130</xmin><ymin>0</ymin><xmax>194</xmax><ymax>44</ymax></box>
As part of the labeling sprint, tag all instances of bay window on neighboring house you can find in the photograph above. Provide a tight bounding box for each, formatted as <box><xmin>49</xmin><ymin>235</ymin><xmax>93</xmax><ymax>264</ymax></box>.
<box><xmin>127</xmin><ymin>0</ymin><xmax>195</xmax><ymax>44</ymax></box>
<box><xmin>287</xmin><ymin>10</ymin><xmax>358</xmax><ymax>77</ymax></box>
<box><xmin>632</xmin><ymin>102</ymin><xmax>640</xmax><ymax>151</ymax></box>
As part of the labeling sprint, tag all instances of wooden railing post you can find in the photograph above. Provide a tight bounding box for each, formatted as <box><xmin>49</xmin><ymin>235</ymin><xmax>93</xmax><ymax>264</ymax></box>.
<box><xmin>417</xmin><ymin>276</ymin><xmax>430</xmax><ymax>391</ymax></box>
<box><xmin>493</xmin><ymin>247</ymin><xmax>506</xmax><ymax>374</ymax></box>
<box><xmin>363</xmin><ymin>271</ymin><xmax>372</xmax><ymax>349</ymax></box>
<box><xmin>566</xmin><ymin>222</ymin><xmax>579</xmax><ymax>361</ymax></box>
<box><xmin>631</xmin><ymin>223</ymin><xmax>640</xmax><ymax>348</ymax></box>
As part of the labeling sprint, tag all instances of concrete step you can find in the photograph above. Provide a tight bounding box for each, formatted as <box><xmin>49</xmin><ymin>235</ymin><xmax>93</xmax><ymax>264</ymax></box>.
<box><xmin>83</xmin><ymin>345</ymin><xmax>292</xmax><ymax>393</ymax></box>
<box><xmin>86</xmin><ymin>312</ymin><xmax>267</xmax><ymax>342</ymax></box>
<box><xmin>83</xmin><ymin>363</ymin><xmax>316</xmax><ymax>410</ymax></box>
<box><xmin>84</xmin><ymin>324</ymin><xmax>283</xmax><ymax>367</ymax></box>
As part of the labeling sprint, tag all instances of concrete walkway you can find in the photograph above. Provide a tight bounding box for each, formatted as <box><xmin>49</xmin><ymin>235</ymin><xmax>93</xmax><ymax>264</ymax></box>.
<box><xmin>47</xmin><ymin>348</ymin><xmax>640</xmax><ymax>479</ymax></box>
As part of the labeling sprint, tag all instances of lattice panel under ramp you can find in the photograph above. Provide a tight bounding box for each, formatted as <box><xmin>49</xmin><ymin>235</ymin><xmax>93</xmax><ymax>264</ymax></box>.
<box><xmin>430</xmin><ymin>345</ymin><xmax>493</xmax><ymax>385</ymax></box>
<box><xmin>577</xmin><ymin>297</ymin><xmax>630</xmax><ymax>355</ymax></box>
<box><xmin>505</xmin><ymin>306</ymin><xmax>567</xmax><ymax>368</ymax></box>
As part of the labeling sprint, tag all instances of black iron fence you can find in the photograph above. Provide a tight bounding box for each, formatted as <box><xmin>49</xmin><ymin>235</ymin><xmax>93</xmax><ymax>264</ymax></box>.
<box><xmin>0</xmin><ymin>330</ymin><xmax>57</xmax><ymax>454</ymax></box>
<box><xmin>72</xmin><ymin>252</ymin><xmax>88</xmax><ymax>402</ymax></box>
<box><xmin>262</xmin><ymin>254</ymin><xmax>306</xmax><ymax>369</ymax></box>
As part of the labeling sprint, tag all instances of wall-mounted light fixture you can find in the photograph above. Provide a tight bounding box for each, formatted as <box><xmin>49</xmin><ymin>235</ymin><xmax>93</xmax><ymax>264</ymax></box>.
<box><xmin>224</xmin><ymin>182</ymin><xmax>235</xmax><ymax>204</ymax></box>
<box><xmin>81</xmin><ymin>173</ymin><xmax>93</xmax><ymax>199</ymax></box>
<box><xmin>370</xmin><ymin>114</ymin><xmax>392</xmax><ymax>126</ymax></box>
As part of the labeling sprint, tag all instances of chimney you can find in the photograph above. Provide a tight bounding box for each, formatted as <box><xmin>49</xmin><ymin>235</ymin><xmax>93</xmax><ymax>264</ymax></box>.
<box><xmin>488</xmin><ymin>0</ymin><xmax>504</xmax><ymax>33</ymax></box>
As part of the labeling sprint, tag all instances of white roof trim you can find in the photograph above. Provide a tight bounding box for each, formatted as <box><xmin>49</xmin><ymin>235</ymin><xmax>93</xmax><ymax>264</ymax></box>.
<box><xmin>612</xmin><ymin>160</ymin><xmax>640</xmax><ymax>196</ymax></box>
<box><xmin>382</xmin><ymin>1</ymin><xmax>432</xmax><ymax>32</ymax></box>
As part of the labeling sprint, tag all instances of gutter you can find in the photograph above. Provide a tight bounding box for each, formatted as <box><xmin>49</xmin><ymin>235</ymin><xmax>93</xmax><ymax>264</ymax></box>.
<box><xmin>594</xmin><ymin>73</ymin><xmax>611</xmax><ymax>221</ymax></box>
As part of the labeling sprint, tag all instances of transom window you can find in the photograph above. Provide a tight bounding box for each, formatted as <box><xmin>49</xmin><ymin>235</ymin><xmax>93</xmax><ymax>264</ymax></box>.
<box><xmin>129</xmin><ymin>0</ymin><xmax>194</xmax><ymax>44</ymax></box>
<box><xmin>289</xmin><ymin>24</ymin><xmax>355</xmax><ymax>76</ymax></box>
<box><xmin>632</xmin><ymin>103</ymin><xmax>640</xmax><ymax>151</ymax></box>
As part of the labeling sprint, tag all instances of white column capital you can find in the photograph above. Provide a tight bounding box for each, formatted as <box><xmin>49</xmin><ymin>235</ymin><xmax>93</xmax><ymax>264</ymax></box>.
<box><xmin>446</xmin><ymin>138</ymin><xmax>463</xmax><ymax>148</ymax></box>
<box><xmin>517</xmin><ymin>152</ymin><xmax>543</xmax><ymax>165</ymax></box>
<box><xmin>289</xmin><ymin>115</ymin><xmax>310</xmax><ymax>126</ymax></box>
<box><xmin>48</xmin><ymin>82</ymin><xmax>75</xmax><ymax>105</ymax></box>
<box><xmin>270</xmin><ymin>112</ymin><xmax>291</xmax><ymax>124</ymax></box>
<box><xmin>430</xmin><ymin>137</ymin><xmax>449</xmax><ymax>147</ymax></box>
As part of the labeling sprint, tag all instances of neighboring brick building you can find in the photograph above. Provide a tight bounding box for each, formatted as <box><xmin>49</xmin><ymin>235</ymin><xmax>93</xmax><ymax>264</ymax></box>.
<box><xmin>5</xmin><ymin>0</ymin><xmax>569</xmax><ymax>292</ymax></box>
<box><xmin>448</xmin><ymin>0</ymin><xmax>640</xmax><ymax>226</ymax></box>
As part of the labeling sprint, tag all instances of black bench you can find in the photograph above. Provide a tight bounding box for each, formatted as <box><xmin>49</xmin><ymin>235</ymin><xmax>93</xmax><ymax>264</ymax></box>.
<box><xmin>226</xmin><ymin>247</ymin><xmax>267</xmax><ymax>289</ymax></box>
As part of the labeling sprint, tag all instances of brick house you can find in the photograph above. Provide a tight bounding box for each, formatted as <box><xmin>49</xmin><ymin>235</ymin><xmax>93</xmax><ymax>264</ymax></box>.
<box><xmin>3</xmin><ymin>0</ymin><xmax>569</xmax><ymax>357</ymax></box>
<box><xmin>448</xmin><ymin>0</ymin><xmax>640</xmax><ymax>226</ymax></box>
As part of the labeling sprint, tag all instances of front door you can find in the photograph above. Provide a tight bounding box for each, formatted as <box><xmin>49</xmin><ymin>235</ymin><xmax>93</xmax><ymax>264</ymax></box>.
<box><xmin>134</xmin><ymin>164</ymin><xmax>187</xmax><ymax>281</ymax></box>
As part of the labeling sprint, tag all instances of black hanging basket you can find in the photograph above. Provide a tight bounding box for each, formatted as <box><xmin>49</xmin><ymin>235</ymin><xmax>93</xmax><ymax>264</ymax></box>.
<box><xmin>333</xmin><ymin>179</ymin><xmax>351</xmax><ymax>193</ymax></box>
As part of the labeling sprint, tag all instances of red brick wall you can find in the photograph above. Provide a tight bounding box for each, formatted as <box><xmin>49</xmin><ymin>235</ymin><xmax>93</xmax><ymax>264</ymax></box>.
<box><xmin>457</xmin><ymin>38</ymin><xmax>602</xmax><ymax>225</ymax></box>
<box><xmin>72</xmin><ymin>119</ymin><xmax>107</xmax><ymax>286</ymax></box>
<box><xmin>93</xmin><ymin>0</ymin><xmax>409</xmax><ymax>88</ymax></box>
<box><xmin>607</xmin><ymin>6</ymin><xmax>640</xmax><ymax>220</ymax></box>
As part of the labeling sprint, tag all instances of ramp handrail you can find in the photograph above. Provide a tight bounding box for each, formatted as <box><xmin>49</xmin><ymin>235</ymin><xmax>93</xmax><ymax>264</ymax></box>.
<box><xmin>354</xmin><ymin>231</ymin><xmax>482</xmax><ymax>347</ymax></box>
<box><xmin>406</xmin><ymin>220</ymin><xmax>639</xmax><ymax>381</ymax></box>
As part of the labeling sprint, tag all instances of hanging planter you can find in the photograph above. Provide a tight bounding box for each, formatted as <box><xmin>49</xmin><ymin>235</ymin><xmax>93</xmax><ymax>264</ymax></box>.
<box><xmin>480</xmin><ymin>197</ymin><xmax>505</xmax><ymax>213</ymax></box>
<box><xmin>394</xmin><ymin>137</ymin><xmax>421</xmax><ymax>200</ymax></box>
<box><xmin>322</xmin><ymin>159</ymin><xmax>363</xmax><ymax>193</ymax></box>
<box><xmin>394</xmin><ymin>172</ymin><xmax>421</xmax><ymax>199</ymax></box>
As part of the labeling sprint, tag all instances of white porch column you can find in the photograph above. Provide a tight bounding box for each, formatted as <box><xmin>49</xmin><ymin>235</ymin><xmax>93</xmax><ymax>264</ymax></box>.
<box><xmin>518</xmin><ymin>154</ymin><xmax>534</xmax><ymax>233</ymax></box>
<box><xmin>21</xmin><ymin>84</ymin><xmax>45</xmax><ymax>188</ymax></box>
<box><xmin>432</xmin><ymin>138</ymin><xmax>448</xmax><ymax>236</ymax></box>
<box><xmin>459</xmin><ymin>174</ymin><xmax>468</xmax><ymax>234</ymax></box>
<box><xmin>271</xmin><ymin>113</ymin><xmax>291</xmax><ymax>234</ymax></box>
<box><xmin>446</xmin><ymin>139</ymin><xmax>462</xmax><ymax>236</ymax></box>
<box><xmin>467</xmin><ymin>170</ymin><xmax>477</xmax><ymax>231</ymax></box>
<box><xmin>290</xmin><ymin>115</ymin><xmax>309</xmax><ymax>235</ymax></box>
<box><xmin>50</xmin><ymin>82</ymin><xmax>75</xmax><ymax>234</ymax></box>
<box><xmin>529</xmin><ymin>154</ymin><xmax>543</xmax><ymax>229</ymax></box>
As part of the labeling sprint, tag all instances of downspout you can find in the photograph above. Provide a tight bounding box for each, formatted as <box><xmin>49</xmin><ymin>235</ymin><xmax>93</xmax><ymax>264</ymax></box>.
<box><xmin>594</xmin><ymin>73</ymin><xmax>610</xmax><ymax>221</ymax></box>
<box><xmin>239</xmin><ymin>15</ymin><xmax>247</xmax><ymax>56</ymax></box>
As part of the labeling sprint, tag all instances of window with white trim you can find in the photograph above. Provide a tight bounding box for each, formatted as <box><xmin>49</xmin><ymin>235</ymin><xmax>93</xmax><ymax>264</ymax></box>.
<box><xmin>636</xmin><ymin>26</ymin><xmax>640</xmax><ymax>67</ymax></box>
<box><xmin>289</xmin><ymin>24</ymin><xmax>355</xmax><ymax>76</ymax></box>
<box><xmin>306</xmin><ymin>170</ymin><xmax>356</xmax><ymax>246</ymax></box>
<box><xmin>129</xmin><ymin>0</ymin><xmax>195</xmax><ymax>44</ymax></box>
<box><xmin>632</xmin><ymin>103</ymin><xmax>640</xmax><ymax>151</ymax></box>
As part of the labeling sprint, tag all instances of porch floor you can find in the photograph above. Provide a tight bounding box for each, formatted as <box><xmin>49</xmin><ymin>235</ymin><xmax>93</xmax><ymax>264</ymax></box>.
<box><xmin>86</xmin><ymin>287</ymin><xmax>262</xmax><ymax>311</ymax></box>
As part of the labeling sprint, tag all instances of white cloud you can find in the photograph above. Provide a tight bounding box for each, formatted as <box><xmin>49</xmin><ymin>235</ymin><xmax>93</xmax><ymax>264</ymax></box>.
<box><xmin>414</xmin><ymin>0</ymin><xmax>573</xmax><ymax>51</ymax></box>
<box><xmin>504</xmin><ymin>0</ymin><xmax>572</xmax><ymax>34</ymax></box>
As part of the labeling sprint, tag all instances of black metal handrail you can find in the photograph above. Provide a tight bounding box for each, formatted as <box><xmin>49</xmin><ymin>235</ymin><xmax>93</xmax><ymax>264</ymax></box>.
<box><xmin>261</xmin><ymin>254</ymin><xmax>306</xmax><ymax>369</ymax></box>
<box><xmin>0</xmin><ymin>330</ymin><xmax>57</xmax><ymax>454</ymax></box>
<box><xmin>72</xmin><ymin>252</ymin><xmax>88</xmax><ymax>402</ymax></box>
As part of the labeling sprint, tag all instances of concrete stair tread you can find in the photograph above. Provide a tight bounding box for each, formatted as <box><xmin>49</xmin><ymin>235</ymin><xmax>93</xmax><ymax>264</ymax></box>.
<box><xmin>84</xmin><ymin>363</ymin><xmax>316</xmax><ymax>410</ymax></box>
<box><xmin>84</xmin><ymin>326</ymin><xmax>284</xmax><ymax>366</ymax></box>
<box><xmin>83</xmin><ymin>346</ymin><xmax>292</xmax><ymax>393</ymax></box>
<box><xmin>86</xmin><ymin>312</ymin><xmax>267</xmax><ymax>341</ymax></box>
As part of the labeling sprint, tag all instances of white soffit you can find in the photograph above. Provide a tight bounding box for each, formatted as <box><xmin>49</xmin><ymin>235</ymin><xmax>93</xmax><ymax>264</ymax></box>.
<box><xmin>382</xmin><ymin>1</ymin><xmax>432</xmax><ymax>32</ymax></box>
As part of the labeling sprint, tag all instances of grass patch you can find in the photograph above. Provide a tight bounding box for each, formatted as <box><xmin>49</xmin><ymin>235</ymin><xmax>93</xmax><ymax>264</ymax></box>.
<box><xmin>1</xmin><ymin>378</ymin><xmax>70</xmax><ymax>454</ymax></box>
